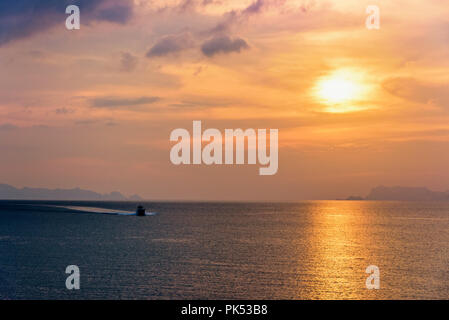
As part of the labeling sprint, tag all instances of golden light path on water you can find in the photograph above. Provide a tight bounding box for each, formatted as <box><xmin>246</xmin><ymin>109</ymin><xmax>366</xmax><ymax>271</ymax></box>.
<box><xmin>287</xmin><ymin>201</ymin><xmax>449</xmax><ymax>299</ymax></box>
<box><xmin>306</xmin><ymin>202</ymin><xmax>379</xmax><ymax>299</ymax></box>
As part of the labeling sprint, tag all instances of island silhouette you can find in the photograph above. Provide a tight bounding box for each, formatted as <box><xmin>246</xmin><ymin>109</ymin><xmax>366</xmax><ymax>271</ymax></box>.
<box><xmin>345</xmin><ymin>186</ymin><xmax>449</xmax><ymax>201</ymax></box>
<box><xmin>0</xmin><ymin>183</ymin><xmax>142</xmax><ymax>201</ymax></box>
<box><xmin>1</xmin><ymin>183</ymin><xmax>449</xmax><ymax>202</ymax></box>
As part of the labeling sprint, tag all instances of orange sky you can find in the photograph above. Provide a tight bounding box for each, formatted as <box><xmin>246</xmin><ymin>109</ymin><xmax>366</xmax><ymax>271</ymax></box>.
<box><xmin>0</xmin><ymin>0</ymin><xmax>448</xmax><ymax>200</ymax></box>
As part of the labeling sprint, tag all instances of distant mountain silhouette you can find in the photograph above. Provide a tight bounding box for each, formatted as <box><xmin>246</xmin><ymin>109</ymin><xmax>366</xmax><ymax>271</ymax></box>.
<box><xmin>0</xmin><ymin>183</ymin><xmax>143</xmax><ymax>201</ymax></box>
<box><xmin>364</xmin><ymin>186</ymin><xmax>449</xmax><ymax>201</ymax></box>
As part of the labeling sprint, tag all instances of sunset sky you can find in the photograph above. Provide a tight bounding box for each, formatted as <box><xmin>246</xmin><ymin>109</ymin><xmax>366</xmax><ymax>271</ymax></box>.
<box><xmin>0</xmin><ymin>0</ymin><xmax>448</xmax><ymax>200</ymax></box>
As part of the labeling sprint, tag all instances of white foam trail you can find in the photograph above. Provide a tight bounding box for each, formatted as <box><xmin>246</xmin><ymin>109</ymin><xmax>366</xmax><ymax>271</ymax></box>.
<box><xmin>50</xmin><ymin>206</ymin><xmax>157</xmax><ymax>216</ymax></box>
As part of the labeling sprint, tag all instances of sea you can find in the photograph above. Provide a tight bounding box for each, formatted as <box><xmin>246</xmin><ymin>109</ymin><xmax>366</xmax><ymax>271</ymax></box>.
<box><xmin>0</xmin><ymin>200</ymin><xmax>448</xmax><ymax>300</ymax></box>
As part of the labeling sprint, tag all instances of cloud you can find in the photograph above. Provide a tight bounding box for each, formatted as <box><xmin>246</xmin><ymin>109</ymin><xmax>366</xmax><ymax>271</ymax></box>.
<box><xmin>169</xmin><ymin>100</ymin><xmax>230</xmax><ymax>108</ymax></box>
<box><xmin>0</xmin><ymin>0</ymin><xmax>134</xmax><ymax>47</ymax></box>
<box><xmin>176</xmin><ymin>0</ymin><xmax>198</xmax><ymax>13</ymax></box>
<box><xmin>0</xmin><ymin>123</ymin><xmax>17</xmax><ymax>131</ymax></box>
<box><xmin>75</xmin><ymin>119</ymin><xmax>98</xmax><ymax>126</ymax></box>
<box><xmin>146</xmin><ymin>33</ymin><xmax>195</xmax><ymax>58</ymax></box>
<box><xmin>201</xmin><ymin>36</ymin><xmax>249</xmax><ymax>57</ymax></box>
<box><xmin>55</xmin><ymin>108</ymin><xmax>74</xmax><ymax>115</ymax></box>
<box><xmin>383</xmin><ymin>77</ymin><xmax>449</xmax><ymax>107</ymax></box>
<box><xmin>207</xmin><ymin>0</ymin><xmax>268</xmax><ymax>35</ymax></box>
<box><xmin>95</xmin><ymin>4</ymin><xmax>133</xmax><ymax>24</ymax></box>
<box><xmin>242</xmin><ymin>0</ymin><xmax>265</xmax><ymax>15</ymax></box>
<box><xmin>105</xmin><ymin>121</ymin><xmax>119</xmax><ymax>127</ymax></box>
<box><xmin>120</xmin><ymin>52</ymin><xmax>138</xmax><ymax>72</ymax></box>
<box><xmin>90</xmin><ymin>96</ymin><xmax>161</xmax><ymax>108</ymax></box>
<box><xmin>168</xmin><ymin>95</ymin><xmax>240</xmax><ymax>109</ymax></box>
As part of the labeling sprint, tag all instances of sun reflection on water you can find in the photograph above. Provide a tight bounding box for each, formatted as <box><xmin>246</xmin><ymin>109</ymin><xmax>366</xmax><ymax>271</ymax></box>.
<box><xmin>303</xmin><ymin>202</ymin><xmax>382</xmax><ymax>299</ymax></box>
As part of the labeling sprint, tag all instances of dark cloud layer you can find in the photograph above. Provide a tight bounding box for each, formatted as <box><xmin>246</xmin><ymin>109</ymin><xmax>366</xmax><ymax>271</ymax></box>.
<box><xmin>0</xmin><ymin>0</ymin><xmax>134</xmax><ymax>46</ymax></box>
<box><xmin>201</xmin><ymin>36</ymin><xmax>249</xmax><ymax>57</ymax></box>
<box><xmin>95</xmin><ymin>4</ymin><xmax>133</xmax><ymax>24</ymax></box>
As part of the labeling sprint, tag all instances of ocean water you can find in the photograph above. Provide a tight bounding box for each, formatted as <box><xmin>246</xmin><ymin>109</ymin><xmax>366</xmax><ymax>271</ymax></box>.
<box><xmin>0</xmin><ymin>200</ymin><xmax>448</xmax><ymax>300</ymax></box>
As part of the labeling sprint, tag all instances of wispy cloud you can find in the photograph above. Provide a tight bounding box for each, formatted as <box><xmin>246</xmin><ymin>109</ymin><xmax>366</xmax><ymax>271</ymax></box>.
<box><xmin>206</xmin><ymin>0</ymin><xmax>269</xmax><ymax>35</ymax></box>
<box><xmin>0</xmin><ymin>123</ymin><xmax>17</xmax><ymax>131</ymax></box>
<box><xmin>383</xmin><ymin>77</ymin><xmax>449</xmax><ymax>108</ymax></box>
<box><xmin>55</xmin><ymin>108</ymin><xmax>74</xmax><ymax>115</ymax></box>
<box><xmin>146</xmin><ymin>32</ymin><xmax>195</xmax><ymax>58</ymax></box>
<box><xmin>90</xmin><ymin>96</ymin><xmax>161</xmax><ymax>108</ymax></box>
<box><xmin>120</xmin><ymin>52</ymin><xmax>138</xmax><ymax>72</ymax></box>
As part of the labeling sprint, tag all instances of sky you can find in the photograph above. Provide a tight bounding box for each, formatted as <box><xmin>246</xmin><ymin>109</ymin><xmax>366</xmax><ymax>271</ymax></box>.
<box><xmin>0</xmin><ymin>0</ymin><xmax>449</xmax><ymax>201</ymax></box>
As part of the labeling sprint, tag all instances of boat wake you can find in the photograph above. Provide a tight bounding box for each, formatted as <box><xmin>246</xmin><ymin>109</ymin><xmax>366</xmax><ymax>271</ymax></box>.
<box><xmin>51</xmin><ymin>206</ymin><xmax>157</xmax><ymax>216</ymax></box>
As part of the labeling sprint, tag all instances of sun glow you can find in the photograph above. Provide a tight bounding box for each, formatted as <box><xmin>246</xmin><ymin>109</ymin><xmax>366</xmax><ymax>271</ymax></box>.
<box><xmin>313</xmin><ymin>69</ymin><xmax>370</xmax><ymax>113</ymax></box>
<box><xmin>317</xmin><ymin>77</ymin><xmax>360</xmax><ymax>103</ymax></box>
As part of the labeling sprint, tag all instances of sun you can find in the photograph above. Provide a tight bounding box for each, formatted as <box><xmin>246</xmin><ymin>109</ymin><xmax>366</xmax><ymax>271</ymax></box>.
<box><xmin>317</xmin><ymin>77</ymin><xmax>359</xmax><ymax>104</ymax></box>
<box><xmin>313</xmin><ymin>69</ymin><xmax>370</xmax><ymax>112</ymax></box>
